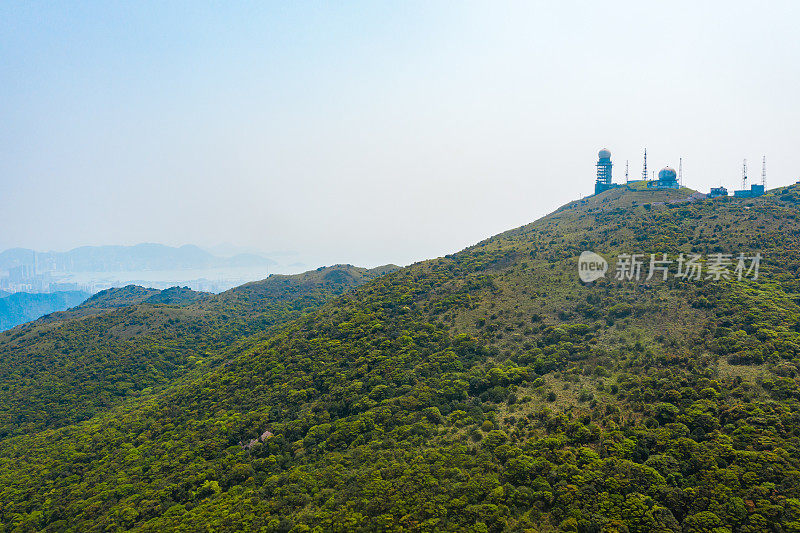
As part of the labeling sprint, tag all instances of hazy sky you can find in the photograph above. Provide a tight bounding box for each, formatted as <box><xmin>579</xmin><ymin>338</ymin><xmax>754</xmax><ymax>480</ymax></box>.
<box><xmin>2</xmin><ymin>1</ymin><xmax>799</xmax><ymax>267</ymax></box>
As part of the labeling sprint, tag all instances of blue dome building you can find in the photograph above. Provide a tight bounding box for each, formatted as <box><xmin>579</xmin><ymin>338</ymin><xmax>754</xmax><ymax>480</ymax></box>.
<box><xmin>647</xmin><ymin>166</ymin><xmax>680</xmax><ymax>189</ymax></box>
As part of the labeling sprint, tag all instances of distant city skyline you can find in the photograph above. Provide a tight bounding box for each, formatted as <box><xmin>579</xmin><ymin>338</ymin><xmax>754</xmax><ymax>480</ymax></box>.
<box><xmin>3</xmin><ymin>1</ymin><xmax>799</xmax><ymax>268</ymax></box>
<box><xmin>0</xmin><ymin>242</ymin><xmax>293</xmax><ymax>294</ymax></box>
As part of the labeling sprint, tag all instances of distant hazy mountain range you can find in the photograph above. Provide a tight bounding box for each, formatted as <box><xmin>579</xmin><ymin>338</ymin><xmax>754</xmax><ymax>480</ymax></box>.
<box><xmin>0</xmin><ymin>291</ymin><xmax>91</xmax><ymax>331</ymax></box>
<box><xmin>0</xmin><ymin>243</ymin><xmax>276</xmax><ymax>273</ymax></box>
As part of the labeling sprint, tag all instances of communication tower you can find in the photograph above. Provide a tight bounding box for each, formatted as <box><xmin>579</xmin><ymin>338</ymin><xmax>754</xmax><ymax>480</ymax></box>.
<box><xmin>641</xmin><ymin>149</ymin><xmax>648</xmax><ymax>181</ymax></box>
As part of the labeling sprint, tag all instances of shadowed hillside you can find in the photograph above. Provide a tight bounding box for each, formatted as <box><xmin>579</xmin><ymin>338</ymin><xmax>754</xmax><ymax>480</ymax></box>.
<box><xmin>33</xmin><ymin>285</ymin><xmax>163</xmax><ymax>324</ymax></box>
<box><xmin>0</xmin><ymin>265</ymin><xmax>396</xmax><ymax>439</ymax></box>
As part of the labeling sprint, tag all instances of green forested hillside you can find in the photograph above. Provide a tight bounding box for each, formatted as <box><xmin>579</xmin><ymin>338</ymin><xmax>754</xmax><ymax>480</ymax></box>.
<box><xmin>0</xmin><ymin>265</ymin><xmax>393</xmax><ymax>439</ymax></box>
<box><xmin>4</xmin><ymin>186</ymin><xmax>800</xmax><ymax>531</ymax></box>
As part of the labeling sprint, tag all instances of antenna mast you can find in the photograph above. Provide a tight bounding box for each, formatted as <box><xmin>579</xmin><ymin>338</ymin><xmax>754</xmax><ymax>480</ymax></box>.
<box><xmin>625</xmin><ymin>160</ymin><xmax>629</xmax><ymax>182</ymax></box>
<box><xmin>642</xmin><ymin>149</ymin><xmax>648</xmax><ymax>181</ymax></box>
<box><xmin>762</xmin><ymin>156</ymin><xmax>766</xmax><ymax>188</ymax></box>
<box><xmin>742</xmin><ymin>159</ymin><xmax>748</xmax><ymax>190</ymax></box>
<box><xmin>679</xmin><ymin>158</ymin><xmax>683</xmax><ymax>187</ymax></box>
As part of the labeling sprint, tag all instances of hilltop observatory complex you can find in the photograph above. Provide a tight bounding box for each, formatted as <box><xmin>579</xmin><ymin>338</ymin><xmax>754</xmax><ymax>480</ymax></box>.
<box><xmin>591</xmin><ymin>148</ymin><xmax>766</xmax><ymax>199</ymax></box>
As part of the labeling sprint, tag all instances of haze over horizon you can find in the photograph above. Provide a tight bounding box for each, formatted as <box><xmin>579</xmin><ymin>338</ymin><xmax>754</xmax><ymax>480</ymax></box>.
<box><xmin>3</xmin><ymin>1</ymin><xmax>799</xmax><ymax>268</ymax></box>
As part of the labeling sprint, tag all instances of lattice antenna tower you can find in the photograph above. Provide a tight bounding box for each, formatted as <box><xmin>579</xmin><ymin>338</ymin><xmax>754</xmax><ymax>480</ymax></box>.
<box><xmin>742</xmin><ymin>159</ymin><xmax>748</xmax><ymax>189</ymax></box>
<box><xmin>641</xmin><ymin>149</ymin><xmax>648</xmax><ymax>180</ymax></box>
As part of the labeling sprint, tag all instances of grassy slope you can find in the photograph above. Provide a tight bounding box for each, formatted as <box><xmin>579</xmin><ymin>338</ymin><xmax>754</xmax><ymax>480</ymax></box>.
<box><xmin>3</xmin><ymin>187</ymin><xmax>800</xmax><ymax>531</ymax></box>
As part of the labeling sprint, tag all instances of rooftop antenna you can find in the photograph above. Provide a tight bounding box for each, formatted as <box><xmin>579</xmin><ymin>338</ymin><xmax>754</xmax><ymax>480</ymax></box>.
<box><xmin>641</xmin><ymin>149</ymin><xmax>648</xmax><ymax>181</ymax></box>
<box><xmin>679</xmin><ymin>158</ymin><xmax>683</xmax><ymax>187</ymax></box>
<box><xmin>742</xmin><ymin>159</ymin><xmax>748</xmax><ymax>190</ymax></box>
<box><xmin>625</xmin><ymin>160</ymin><xmax>629</xmax><ymax>182</ymax></box>
<box><xmin>761</xmin><ymin>155</ymin><xmax>767</xmax><ymax>188</ymax></box>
